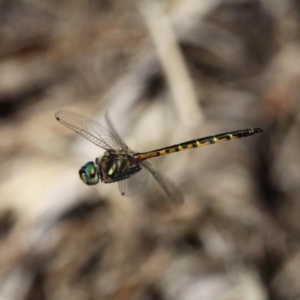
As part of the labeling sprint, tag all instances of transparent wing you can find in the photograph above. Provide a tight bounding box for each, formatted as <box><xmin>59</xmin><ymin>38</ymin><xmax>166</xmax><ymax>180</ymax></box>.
<box><xmin>118</xmin><ymin>166</ymin><xmax>150</xmax><ymax>197</ymax></box>
<box><xmin>104</xmin><ymin>111</ymin><xmax>130</xmax><ymax>152</ymax></box>
<box><xmin>55</xmin><ymin>110</ymin><xmax>127</xmax><ymax>151</ymax></box>
<box><xmin>141</xmin><ymin>161</ymin><xmax>184</xmax><ymax>205</ymax></box>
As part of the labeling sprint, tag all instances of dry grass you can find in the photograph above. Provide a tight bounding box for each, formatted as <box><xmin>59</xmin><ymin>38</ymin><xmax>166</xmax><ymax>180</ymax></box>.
<box><xmin>0</xmin><ymin>0</ymin><xmax>300</xmax><ymax>299</ymax></box>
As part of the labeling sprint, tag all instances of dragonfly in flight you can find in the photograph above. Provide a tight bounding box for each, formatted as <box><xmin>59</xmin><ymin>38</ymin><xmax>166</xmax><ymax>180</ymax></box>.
<box><xmin>55</xmin><ymin>110</ymin><xmax>263</xmax><ymax>205</ymax></box>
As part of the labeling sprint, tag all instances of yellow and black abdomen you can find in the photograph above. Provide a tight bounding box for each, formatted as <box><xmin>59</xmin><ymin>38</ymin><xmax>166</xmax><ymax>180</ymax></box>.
<box><xmin>135</xmin><ymin>128</ymin><xmax>263</xmax><ymax>161</ymax></box>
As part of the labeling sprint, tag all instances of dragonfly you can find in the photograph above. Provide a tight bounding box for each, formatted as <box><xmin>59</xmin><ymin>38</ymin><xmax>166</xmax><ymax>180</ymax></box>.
<box><xmin>55</xmin><ymin>110</ymin><xmax>263</xmax><ymax>205</ymax></box>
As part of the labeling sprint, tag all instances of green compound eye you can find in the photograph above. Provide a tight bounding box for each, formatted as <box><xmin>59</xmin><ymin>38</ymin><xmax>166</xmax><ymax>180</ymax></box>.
<box><xmin>79</xmin><ymin>161</ymin><xmax>99</xmax><ymax>185</ymax></box>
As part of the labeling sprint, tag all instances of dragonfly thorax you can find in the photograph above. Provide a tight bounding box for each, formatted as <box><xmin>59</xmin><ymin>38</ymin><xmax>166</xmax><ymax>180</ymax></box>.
<box><xmin>96</xmin><ymin>150</ymin><xmax>141</xmax><ymax>184</ymax></box>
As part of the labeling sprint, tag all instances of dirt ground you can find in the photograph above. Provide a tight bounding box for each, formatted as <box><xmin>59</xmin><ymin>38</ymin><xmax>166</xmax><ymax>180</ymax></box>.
<box><xmin>0</xmin><ymin>0</ymin><xmax>300</xmax><ymax>299</ymax></box>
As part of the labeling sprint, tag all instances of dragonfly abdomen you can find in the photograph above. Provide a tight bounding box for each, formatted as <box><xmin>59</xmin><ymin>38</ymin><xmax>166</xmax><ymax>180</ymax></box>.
<box><xmin>198</xmin><ymin>128</ymin><xmax>263</xmax><ymax>145</ymax></box>
<box><xmin>135</xmin><ymin>128</ymin><xmax>263</xmax><ymax>161</ymax></box>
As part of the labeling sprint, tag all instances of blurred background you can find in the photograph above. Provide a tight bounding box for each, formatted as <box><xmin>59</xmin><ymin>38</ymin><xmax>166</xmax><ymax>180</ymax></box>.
<box><xmin>0</xmin><ymin>0</ymin><xmax>300</xmax><ymax>299</ymax></box>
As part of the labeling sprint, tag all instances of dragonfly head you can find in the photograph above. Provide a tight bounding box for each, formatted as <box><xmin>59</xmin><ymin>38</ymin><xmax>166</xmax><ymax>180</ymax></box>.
<box><xmin>79</xmin><ymin>161</ymin><xmax>100</xmax><ymax>185</ymax></box>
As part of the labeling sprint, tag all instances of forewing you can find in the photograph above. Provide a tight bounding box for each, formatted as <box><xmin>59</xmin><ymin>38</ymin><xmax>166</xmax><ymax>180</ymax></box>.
<box><xmin>55</xmin><ymin>110</ymin><xmax>123</xmax><ymax>150</ymax></box>
<box><xmin>118</xmin><ymin>166</ymin><xmax>149</xmax><ymax>197</ymax></box>
<box><xmin>105</xmin><ymin>112</ymin><xmax>129</xmax><ymax>151</ymax></box>
<box><xmin>141</xmin><ymin>161</ymin><xmax>184</xmax><ymax>205</ymax></box>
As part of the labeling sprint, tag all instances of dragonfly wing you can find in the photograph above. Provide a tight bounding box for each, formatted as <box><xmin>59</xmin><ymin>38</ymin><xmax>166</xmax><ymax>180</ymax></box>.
<box><xmin>141</xmin><ymin>161</ymin><xmax>184</xmax><ymax>205</ymax></box>
<box><xmin>55</xmin><ymin>110</ymin><xmax>123</xmax><ymax>150</ymax></box>
<box><xmin>118</xmin><ymin>166</ymin><xmax>149</xmax><ymax>197</ymax></box>
<box><xmin>105</xmin><ymin>112</ymin><xmax>129</xmax><ymax>152</ymax></box>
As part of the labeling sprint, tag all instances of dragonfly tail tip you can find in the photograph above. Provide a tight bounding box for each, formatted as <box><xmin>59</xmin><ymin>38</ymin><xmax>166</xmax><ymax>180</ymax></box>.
<box><xmin>254</xmin><ymin>128</ymin><xmax>264</xmax><ymax>134</ymax></box>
